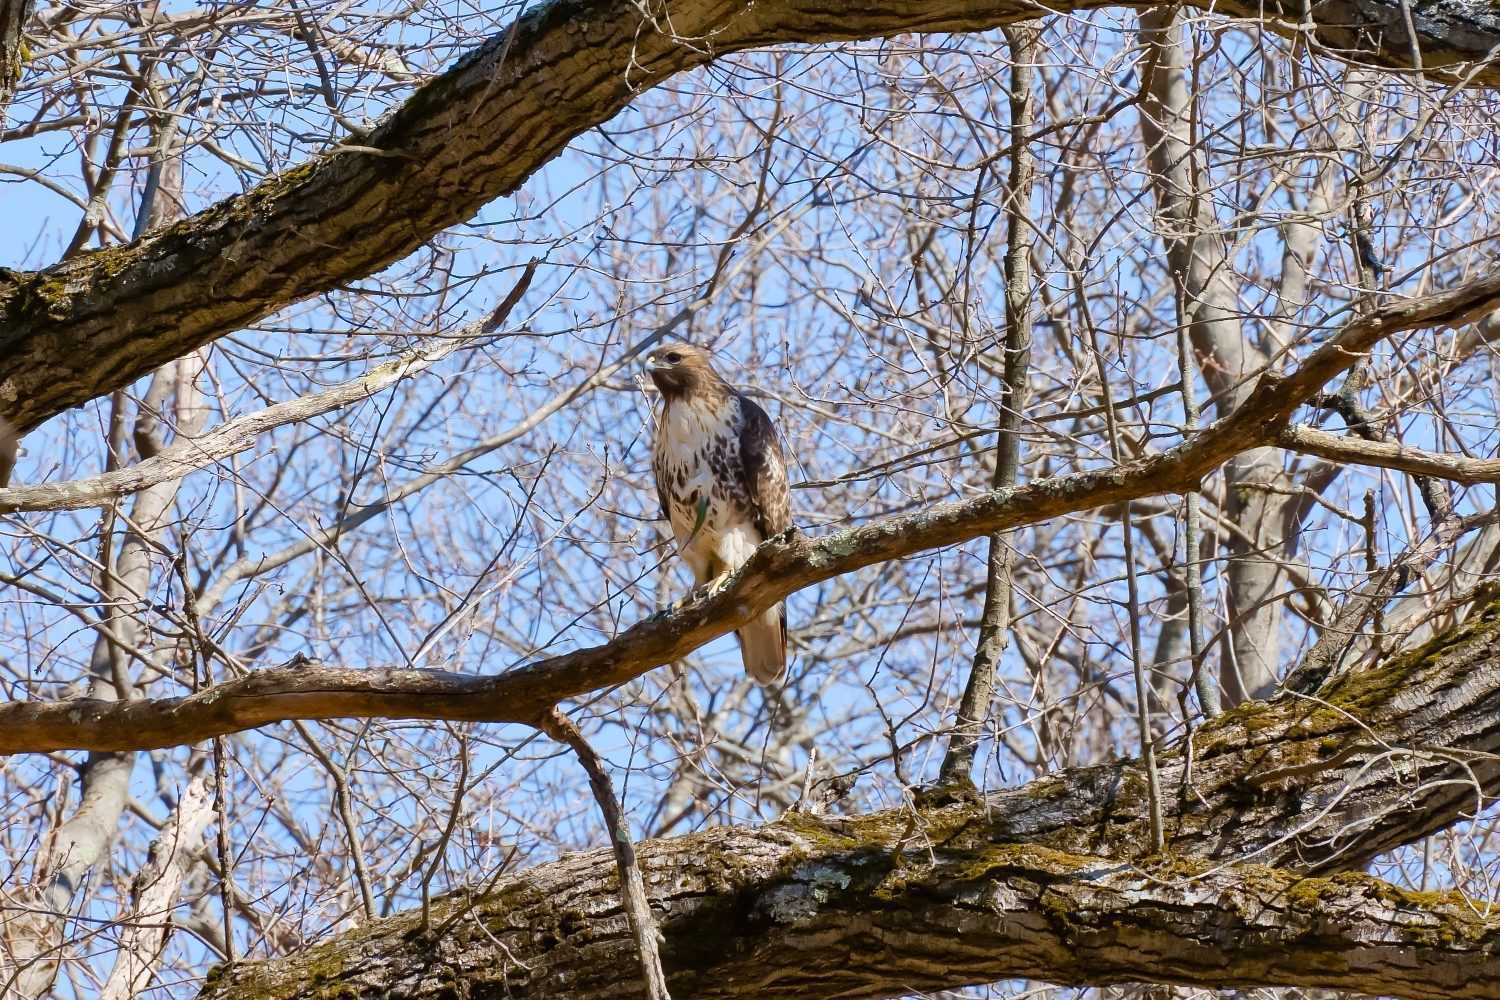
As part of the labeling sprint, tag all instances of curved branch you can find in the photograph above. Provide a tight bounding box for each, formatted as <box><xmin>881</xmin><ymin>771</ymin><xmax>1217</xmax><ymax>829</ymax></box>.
<box><xmin>1282</xmin><ymin>422</ymin><xmax>1500</xmax><ymax>485</ymax></box>
<box><xmin>2</xmin><ymin>0</ymin><xmax>1498</xmax><ymax>433</ymax></box>
<box><xmin>195</xmin><ymin>596</ymin><xmax>1500</xmax><ymax>1000</ymax></box>
<box><xmin>0</xmin><ymin>260</ymin><xmax>535</xmax><ymax>514</ymax></box>
<box><xmin>3</xmin><ymin>272</ymin><xmax>1499</xmax><ymax>755</ymax></box>
<box><xmin>14</xmin><ymin>583</ymin><xmax>1500</xmax><ymax>877</ymax></box>
<box><xmin>0</xmin><ymin>340</ymin><xmax>456</xmax><ymax>513</ymax></box>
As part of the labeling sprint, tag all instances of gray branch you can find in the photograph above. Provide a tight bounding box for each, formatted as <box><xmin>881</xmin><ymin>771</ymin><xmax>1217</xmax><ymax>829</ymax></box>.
<box><xmin>1</xmin><ymin>0</ymin><xmax>1497</xmax><ymax>434</ymax></box>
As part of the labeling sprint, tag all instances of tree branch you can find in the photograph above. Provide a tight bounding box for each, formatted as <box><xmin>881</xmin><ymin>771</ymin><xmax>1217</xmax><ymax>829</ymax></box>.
<box><xmin>539</xmin><ymin>708</ymin><xmax>671</xmax><ymax>1000</ymax></box>
<box><xmin>196</xmin><ymin>597</ymin><xmax>1500</xmax><ymax>998</ymax></box>
<box><xmin>0</xmin><ymin>0</ymin><xmax>33</xmax><ymax>130</ymax></box>
<box><xmin>2</xmin><ymin>273</ymin><xmax>1496</xmax><ymax>756</ymax></box>
<box><xmin>7</xmin><ymin>536</ymin><xmax>1500</xmax><ymax>882</ymax></box>
<box><xmin>2</xmin><ymin>0</ymin><xmax>1497</xmax><ymax>434</ymax></box>
<box><xmin>940</xmin><ymin>19</ymin><xmax>1037</xmax><ymax>783</ymax></box>
<box><xmin>99</xmin><ymin>762</ymin><xmax>215</xmax><ymax>1000</ymax></box>
<box><xmin>202</xmin><ymin>844</ymin><xmax>1500</xmax><ymax>1000</ymax></box>
<box><xmin>1282</xmin><ymin>422</ymin><xmax>1500</xmax><ymax>485</ymax></box>
<box><xmin>0</xmin><ymin>259</ymin><xmax>535</xmax><ymax>514</ymax></box>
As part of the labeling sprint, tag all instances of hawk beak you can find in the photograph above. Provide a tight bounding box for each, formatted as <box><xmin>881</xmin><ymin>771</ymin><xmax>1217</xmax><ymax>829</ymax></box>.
<box><xmin>645</xmin><ymin>354</ymin><xmax>669</xmax><ymax>371</ymax></box>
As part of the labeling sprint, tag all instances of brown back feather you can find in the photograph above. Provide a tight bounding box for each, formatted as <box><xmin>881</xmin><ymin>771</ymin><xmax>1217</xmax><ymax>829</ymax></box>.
<box><xmin>737</xmin><ymin>394</ymin><xmax>792</xmax><ymax>539</ymax></box>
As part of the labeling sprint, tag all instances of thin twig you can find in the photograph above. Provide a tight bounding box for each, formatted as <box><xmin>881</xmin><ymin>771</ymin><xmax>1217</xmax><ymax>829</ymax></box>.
<box><xmin>421</xmin><ymin>731</ymin><xmax>470</xmax><ymax>932</ymax></box>
<box><xmin>1084</xmin><ymin>316</ymin><xmax>1165</xmax><ymax>849</ymax></box>
<box><xmin>293</xmin><ymin>721</ymin><xmax>377</xmax><ymax>922</ymax></box>
<box><xmin>540</xmin><ymin>708</ymin><xmax>670</xmax><ymax>1000</ymax></box>
<box><xmin>0</xmin><ymin>259</ymin><xmax>538</xmax><ymax>515</ymax></box>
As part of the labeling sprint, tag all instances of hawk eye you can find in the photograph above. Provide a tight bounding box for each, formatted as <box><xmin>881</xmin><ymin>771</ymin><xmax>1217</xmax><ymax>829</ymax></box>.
<box><xmin>666</xmin><ymin>352</ymin><xmax>682</xmax><ymax>364</ymax></box>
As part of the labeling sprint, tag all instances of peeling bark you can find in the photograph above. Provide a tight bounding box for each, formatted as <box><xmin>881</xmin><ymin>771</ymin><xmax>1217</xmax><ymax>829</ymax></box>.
<box><xmin>1</xmin><ymin>0</ymin><xmax>1498</xmax><ymax>434</ymax></box>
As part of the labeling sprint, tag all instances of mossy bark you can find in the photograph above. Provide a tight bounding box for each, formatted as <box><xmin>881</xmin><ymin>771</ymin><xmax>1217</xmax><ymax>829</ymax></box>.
<box><xmin>201</xmin><ymin>820</ymin><xmax>1500</xmax><ymax>1000</ymax></box>
<box><xmin>198</xmin><ymin>601</ymin><xmax>1500</xmax><ymax>999</ymax></box>
<box><xmin>198</xmin><ymin>809</ymin><xmax>1500</xmax><ymax>1000</ymax></box>
<box><xmin>0</xmin><ymin>0</ymin><xmax>33</xmax><ymax>127</ymax></box>
<box><xmin>3</xmin><ymin>0</ymin><xmax>1500</xmax><ymax>433</ymax></box>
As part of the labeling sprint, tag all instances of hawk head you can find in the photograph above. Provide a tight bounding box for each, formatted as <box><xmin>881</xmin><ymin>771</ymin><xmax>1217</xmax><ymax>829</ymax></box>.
<box><xmin>645</xmin><ymin>342</ymin><xmax>727</xmax><ymax>401</ymax></box>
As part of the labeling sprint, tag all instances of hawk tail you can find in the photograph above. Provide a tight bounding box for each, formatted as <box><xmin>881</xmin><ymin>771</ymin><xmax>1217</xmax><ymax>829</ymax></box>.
<box><xmin>738</xmin><ymin>603</ymin><xmax>786</xmax><ymax>685</ymax></box>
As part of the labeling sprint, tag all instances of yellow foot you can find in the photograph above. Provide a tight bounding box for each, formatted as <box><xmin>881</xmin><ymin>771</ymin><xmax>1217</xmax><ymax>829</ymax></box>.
<box><xmin>699</xmin><ymin>571</ymin><xmax>734</xmax><ymax>600</ymax></box>
<box><xmin>672</xmin><ymin>572</ymin><xmax>734</xmax><ymax>611</ymax></box>
<box><xmin>667</xmin><ymin>572</ymin><xmax>737</xmax><ymax>614</ymax></box>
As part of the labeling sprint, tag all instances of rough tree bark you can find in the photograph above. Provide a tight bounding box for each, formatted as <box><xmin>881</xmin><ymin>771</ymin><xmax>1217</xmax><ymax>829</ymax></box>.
<box><xmin>197</xmin><ymin>595</ymin><xmax>1500</xmax><ymax>999</ymax></box>
<box><xmin>0</xmin><ymin>0</ymin><xmax>31</xmax><ymax>129</ymax></box>
<box><xmin>3</xmin><ymin>4</ymin><xmax>1499</xmax><ymax>997</ymax></box>
<box><xmin>1</xmin><ymin>0</ymin><xmax>1497</xmax><ymax>435</ymax></box>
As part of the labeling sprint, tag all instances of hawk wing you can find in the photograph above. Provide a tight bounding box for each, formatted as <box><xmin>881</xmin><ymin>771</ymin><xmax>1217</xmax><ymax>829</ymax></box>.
<box><xmin>735</xmin><ymin>392</ymin><xmax>790</xmax><ymax>683</ymax></box>
<box><xmin>737</xmin><ymin>394</ymin><xmax>791</xmax><ymax>540</ymax></box>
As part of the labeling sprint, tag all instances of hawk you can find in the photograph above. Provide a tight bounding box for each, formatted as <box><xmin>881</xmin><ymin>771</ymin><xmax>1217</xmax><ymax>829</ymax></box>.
<box><xmin>646</xmin><ymin>342</ymin><xmax>792</xmax><ymax>684</ymax></box>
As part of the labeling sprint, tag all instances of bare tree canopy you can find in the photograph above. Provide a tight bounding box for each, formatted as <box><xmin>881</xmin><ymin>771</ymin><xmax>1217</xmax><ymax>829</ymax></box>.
<box><xmin>3</xmin><ymin>0</ymin><xmax>1500</xmax><ymax>997</ymax></box>
<box><xmin>1</xmin><ymin>0</ymin><xmax>1498</xmax><ymax>433</ymax></box>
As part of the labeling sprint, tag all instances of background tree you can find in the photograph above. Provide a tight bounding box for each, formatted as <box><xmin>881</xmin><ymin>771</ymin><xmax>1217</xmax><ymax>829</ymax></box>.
<box><xmin>2</xmin><ymin>0</ymin><xmax>1500</xmax><ymax>997</ymax></box>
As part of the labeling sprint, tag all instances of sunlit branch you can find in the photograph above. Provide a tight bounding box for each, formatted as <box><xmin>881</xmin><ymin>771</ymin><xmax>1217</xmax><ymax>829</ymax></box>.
<box><xmin>1281</xmin><ymin>423</ymin><xmax>1500</xmax><ymax>485</ymax></box>
<box><xmin>2</xmin><ymin>0</ymin><xmax>1498</xmax><ymax>434</ymax></box>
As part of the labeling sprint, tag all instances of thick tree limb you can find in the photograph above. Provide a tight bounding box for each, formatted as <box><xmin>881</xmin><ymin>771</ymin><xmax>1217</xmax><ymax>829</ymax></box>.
<box><xmin>197</xmin><ymin>596</ymin><xmax>1500</xmax><ymax>999</ymax></box>
<box><xmin>3</xmin><ymin>274</ymin><xmax>1497</xmax><ymax>756</ymax></box>
<box><xmin>201</xmin><ymin>845</ymin><xmax>1500</xmax><ymax>1000</ymax></box>
<box><xmin>2</xmin><ymin>0</ymin><xmax>1498</xmax><ymax>433</ymax></box>
<box><xmin>0</xmin><ymin>0</ymin><xmax>33</xmax><ymax>129</ymax></box>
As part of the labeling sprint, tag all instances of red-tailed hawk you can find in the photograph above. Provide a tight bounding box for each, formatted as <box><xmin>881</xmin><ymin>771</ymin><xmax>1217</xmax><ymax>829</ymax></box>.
<box><xmin>646</xmin><ymin>343</ymin><xmax>791</xmax><ymax>684</ymax></box>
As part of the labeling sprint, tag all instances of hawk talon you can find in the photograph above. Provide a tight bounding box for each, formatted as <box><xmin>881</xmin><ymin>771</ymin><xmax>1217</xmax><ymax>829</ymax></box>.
<box><xmin>670</xmin><ymin>572</ymin><xmax>733</xmax><ymax>613</ymax></box>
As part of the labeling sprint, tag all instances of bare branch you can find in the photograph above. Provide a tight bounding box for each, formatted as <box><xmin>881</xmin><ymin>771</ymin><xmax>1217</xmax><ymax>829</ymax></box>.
<box><xmin>198</xmin><ymin>603</ymin><xmax>1500</xmax><ymax>1000</ymax></box>
<box><xmin>2</xmin><ymin>0</ymin><xmax>1498</xmax><ymax>434</ymax></box>
<box><xmin>0</xmin><ymin>260</ymin><xmax>536</xmax><ymax>514</ymax></box>
<box><xmin>4</xmin><ymin>270</ymin><xmax>1499</xmax><ymax>755</ymax></box>
<box><xmin>540</xmin><ymin>708</ymin><xmax>670</xmax><ymax>1000</ymax></box>
<box><xmin>940</xmin><ymin>20</ymin><xmax>1038</xmax><ymax>783</ymax></box>
<box><xmin>202</xmin><ymin>843</ymin><xmax>1500</xmax><ymax>1000</ymax></box>
<box><xmin>1282</xmin><ymin>423</ymin><xmax>1500</xmax><ymax>485</ymax></box>
<box><xmin>99</xmin><ymin>762</ymin><xmax>215</xmax><ymax>1000</ymax></box>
